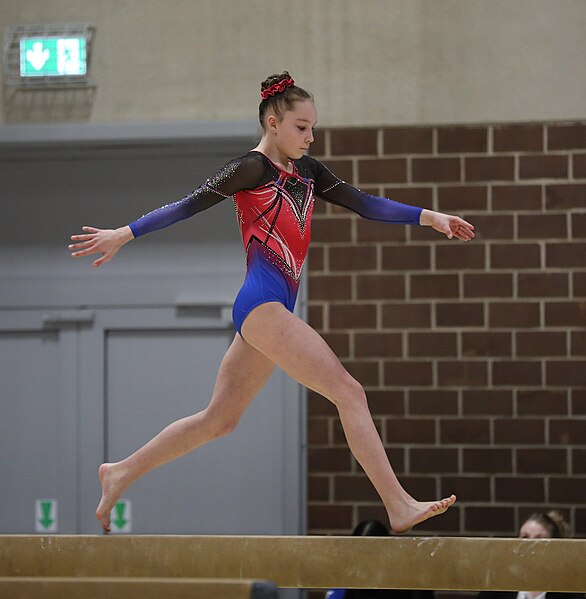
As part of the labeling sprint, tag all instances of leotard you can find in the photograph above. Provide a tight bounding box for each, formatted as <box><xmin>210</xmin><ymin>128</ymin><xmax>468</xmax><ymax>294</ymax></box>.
<box><xmin>129</xmin><ymin>151</ymin><xmax>423</xmax><ymax>336</ymax></box>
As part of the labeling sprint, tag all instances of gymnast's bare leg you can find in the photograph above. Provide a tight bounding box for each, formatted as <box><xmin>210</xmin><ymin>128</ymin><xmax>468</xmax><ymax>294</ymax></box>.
<box><xmin>96</xmin><ymin>334</ymin><xmax>274</xmax><ymax>532</ymax></box>
<box><xmin>241</xmin><ymin>302</ymin><xmax>456</xmax><ymax>534</ymax></box>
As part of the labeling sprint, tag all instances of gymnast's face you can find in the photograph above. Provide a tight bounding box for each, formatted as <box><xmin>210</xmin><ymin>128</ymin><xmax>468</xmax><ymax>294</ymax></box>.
<box><xmin>270</xmin><ymin>100</ymin><xmax>317</xmax><ymax>160</ymax></box>
<box><xmin>519</xmin><ymin>519</ymin><xmax>551</xmax><ymax>539</ymax></box>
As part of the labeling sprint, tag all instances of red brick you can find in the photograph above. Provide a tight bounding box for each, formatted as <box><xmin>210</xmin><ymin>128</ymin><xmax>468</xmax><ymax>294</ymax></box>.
<box><xmin>493</xmin><ymin>124</ymin><xmax>544</xmax><ymax>152</ymax></box>
<box><xmin>308</xmin><ymin>418</ymin><xmax>329</xmax><ymax>445</ymax></box>
<box><xmin>495</xmin><ymin>477</ymin><xmax>545</xmax><ymax>502</ymax></box>
<box><xmin>547</xmin><ymin>360</ymin><xmax>586</xmax><ymax>385</ymax></box>
<box><xmin>517</xmin><ymin>389</ymin><xmax>568</xmax><ymax>415</ymax></box>
<box><xmin>358</xmin><ymin>158</ymin><xmax>407</xmax><ymax>184</ymax></box>
<box><xmin>412</xmin><ymin>158</ymin><xmax>461</xmax><ymax>183</ymax></box>
<box><xmin>463</xmin><ymin>448</ymin><xmax>512</xmax><ymax>473</ymax></box>
<box><xmin>573</xmin><ymin>213</ymin><xmax>586</xmax><ymax>239</ymax></box>
<box><xmin>574</xmin><ymin>153</ymin><xmax>586</xmax><ymax>178</ymax></box>
<box><xmin>410</xmin><ymin>448</ymin><xmax>459</xmax><ymax>473</ymax></box>
<box><xmin>493</xmin><ymin>361</ymin><xmax>542</xmax><ymax>386</ymax></box>
<box><xmin>436</xmin><ymin>302</ymin><xmax>484</xmax><ymax>327</ymax></box>
<box><xmin>307</xmin><ymin>390</ymin><xmax>337</xmax><ymax>416</ymax></box>
<box><xmin>573</xmin><ymin>449</ymin><xmax>586</xmax><ymax>474</ymax></box>
<box><xmin>383</xmin><ymin>127</ymin><xmax>433</xmax><ymax>154</ymax></box>
<box><xmin>519</xmin><ymin>155</ymin><xmax>568</xmax><ymax>179</ymax></box>
<box><xmin>307</xmin><ymin>246</ymin><xmax>325</xmax><ymax>270</ymax></box>
<box><xmin>465</xmin><ymin>157</ymin><xmax>514</xmax><ymax>182</ymax></box>
<box><xmin>438</xmin><ymin>127</ymin><xmax>487</xmax><ymax>153</ymax></box>
<box><xmin>489</xmin><ymin>302</ymin><xmax>540</xmax><ymax>328</ymax></box>
<box><xmin>330</xmin><ymin>245</ymin><xmax>377</xmax><ymax>271</ymax></box>
<box><xmin>341</xmin><ymin>360</ymin><xmax>379</xmax><ymax>386</ymax></box>
<box><xmin>465</xmin><ymin>214</ymin><xmax>514</xmax><ymax>240</ymax></box>
<box><xmin>320</xmin><ymin>159</ymin><xmax>353</xmax><ymax>182</ymax></box>
<box><xmin>308</xmin><ymin>304</ymin><xmax>324</xmax><ymax>329</ymax></box>
<box><xmin>382</xmin><ymin>245</ymin><xmax>431</xmax><ymax>270</ymax></box>
<box><xmin>518</xmin><ymin>214</ymin><xmax>567</xmax><ymax>239</ymax></box>
<box><xmin>492</xmin><ymin>185</ymin><xmax>542</xmax><ymax>211</ymax></box>
<box><xmin>384</xmin><ymin>360</ymin><xmax>433</xmax><ymax>386</ymax></box>
<box><xmin>356</xmin><ymin>274</ymin><xmax>405</xmax><ymax>300</ymax></box>
<box><xmin>408</xmin><ymin>332</ymin><xmax>457</xmax><ymax>357</ymax></box>
<box><xmin>410</xmin><ymin>274</ymin><xmax>459</xmax><ymax>298</ymax></box>
<box><xmin>308</xmin><ymin>448</ymin><xmax>352</xmax><ymax>472</ymax></box>
<box><xmin>545</xmin><ymin>301</ymin><xmax>586</xmax><ymax>326</ymax></box>
<box><xmin>308</xmin><ymin>504</ymin><xmax>353</xmax><ymax>530</ymax></box>
<box><xmin>436</xmin><ymin>244</ymin><xmax>486</xmax><ymax>269</ymax></box>
<box><xmin>517</xmin><ymin>448</ymin><xmax>568</xmax><ymax>474</ymax></box>
<box><xmin>408</xmin><ymin>390</ymin><xmax>459</xmax><ymax>415</ymax></box>
<box><xmin>549</xmin><ymin>477</ymin><xmax>586</xmax><ymax>504</ymax></box>
<box><xmin>383</xmin><ymin>187</ymin><xmax>434</xmax><ymax>210</ymax></box>
<box><xmin>311</xmin><ymin>217</ymin><xmax>352</xmax><ymax>243</ymax></box>
<box><xmin>462</xmin><ymin>332</ymin><xmax>512</xmax><ymax>357</ymax></box>
<box><xmin>462</xmin><ymin>389</ymin><xmax>513</xmax><ymax>415</ymax></box>
<box><xmin>464</xmin><ymin>274</ymin><xmax>512</xmax><ymax>298</ymax></box>
<box><xmin>437</xmin><ymin>185</ymin><xmax>488</xmax><ymax>212</ymax></box>
<box><xmin>494</xmin><ymin>419</ymin><xmax>545</xmax><ymax>444</ymax></box>
<box><xmin>465</xmin><ymin>506</ymin><xmax>515</xmax><ymax>533</ymax></box>
<box><xmin>330</xmin><ymin>129</ymin><xmax>378</xmax><ymax>156</ymax></box>
<box><xmin>321</xmin><ymin>333</ymin><xmax>350</xmax><ymax>358</ymax></box>
<box><xmin>575</xmin><ymin>272</ymin><xmax>586</xmax><ymax>297</ymax></box>
<box><xmin>329</xmin><ymin>303</ymin><xmax>377</xmax><ymax>329</ymax></box>
<box><xmin>438</xmin><ymin>361</ymin><xmax>488</xmax><ymax>387</ymax></box>
<box><xmin>334</xmin><ymin>474</ymin><xmax>379</xmax><ymax>501</ymax></box>
<box><xmin>386</xmin><ymin>418</ymin><xmax>436</xmax><ymax>444</ymax></box>
<box><xmin>518</xmin><ymin>273</ymin><xmax>569</xmax><ymax>297</ymax></box>
<box><xmin>308</xmin><ymin>275</ymin><xmax>352</xmax><ymax>300</ymax></box>
<box><xmin>355</xmin><ymin>219</ymin><xmax>406</xmax><ymax>242</ymax></box>
<box><xmin>516</xmin><ymin>331</ymin><xmax>567</xmax><ymax>357</ymax></box>
<box><xmin>548</xmin><ymin>124</ymin><xmax>586</xmax><ymax>150</ymax></box>
<box><xmin>546</xmin><ymin>184</ymin><xmax>586</xmax><ymax>209</ymax></box>
<box><xmin>382</xmin><ymin>303</ymin><xmax>431</xmax><ymax>328</ymax></box>
<box><xmin>550</xmin><ymin>419</ymin><xmax>586</xmax><ymax>444</ymax></box>
<box><xmin>573</xmin><ymin>389</ymin><xmax>586</xmax><ymax>414</ymax></box>
<box><xmin>572</xmin><ymin>331</ymin><xmax>586</xmax><ymax>356</ymax></box>
<box><xmin>309</xmin><ymin>130</ymin><xmax>325</xmax><ymax>156</ymax></box>
<box><xmin>490</xmin><ymin>243</ymin><xmax>541</xmax><ymax>269</ymax></box>
<box><xmin>308</xmin><ymin>475</ymin><xmax>329</xmax><ymax>501</ymax></box>
<box><xmin>546</xmin><ymin>243</ymin><xmax>586</xmax><ymax>268</ymax></box>
<box><xmin>441</xmin><ymin>419</ymin><xmax>490</xmax><ymax>443</ymax></box>
<box><xmin>366</xmin><ymin>390</ymin><xmax>405</xmax><ymax>415</ymax></box>
<box><xmin>355</xmin><ymin>333</ymin><xmax>402</xmax><ymax>358</ymax></box>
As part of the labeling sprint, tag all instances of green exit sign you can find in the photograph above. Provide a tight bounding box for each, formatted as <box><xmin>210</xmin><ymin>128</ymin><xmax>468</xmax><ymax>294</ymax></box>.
<box><xmin>20</xmin><ymin>37</ymin><xmax>87</xmax><ymax>77</ymax></box>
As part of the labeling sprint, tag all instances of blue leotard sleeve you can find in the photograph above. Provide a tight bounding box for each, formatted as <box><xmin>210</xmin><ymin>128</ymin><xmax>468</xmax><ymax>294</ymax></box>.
<box><xmin>306</xmin><ymin>156</ymin><xmax>422</xmax><ymax>225</ymax></box>
<box><xmin>128</xmin><ymin>153</ymin><xmax>265</xmax><ymax>238</ymax></box>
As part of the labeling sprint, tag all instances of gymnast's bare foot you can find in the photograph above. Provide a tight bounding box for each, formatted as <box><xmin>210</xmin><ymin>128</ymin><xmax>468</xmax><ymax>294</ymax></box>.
<box><xmin>388</xmin><ymin>494</ymin><xmax>457</xmax><ymax>534</ymax></box>
<box><xmin>96</xmin><ymin>463</ymin><xmax>129</xmax><ymax>533</ymax></box>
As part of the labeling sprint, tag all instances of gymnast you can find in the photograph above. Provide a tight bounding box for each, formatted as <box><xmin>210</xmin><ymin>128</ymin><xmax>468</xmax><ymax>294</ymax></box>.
<box><xmin>69</xmin><ymin>71</ymin><xmax>474</xmax><ymax>534</ymax></box>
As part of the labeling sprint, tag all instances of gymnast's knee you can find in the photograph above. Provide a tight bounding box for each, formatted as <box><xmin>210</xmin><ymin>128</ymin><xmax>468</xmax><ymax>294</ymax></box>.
<box><xmin>331</xmin><ymin>376</ymin><xmax>367</xmax><ymax>410</ymax></box>
<box><xmin>201</xmin><ymin>407</ymin><xmax>240</xmax><ymax>439</ymax></box>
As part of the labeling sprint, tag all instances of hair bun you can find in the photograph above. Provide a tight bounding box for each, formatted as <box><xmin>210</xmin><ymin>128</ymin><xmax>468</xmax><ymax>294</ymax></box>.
<box><xmin>261</xmin><ymin>71</ymin><xmax>293</xmax><ymax>93</ymax></box>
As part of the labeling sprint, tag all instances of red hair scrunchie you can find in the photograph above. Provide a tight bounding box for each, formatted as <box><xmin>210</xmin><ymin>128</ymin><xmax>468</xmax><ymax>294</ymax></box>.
<box><xmin>261</xmin><ymin>77</ymin><xmax>295</xmax><ymax>100</ymax></box>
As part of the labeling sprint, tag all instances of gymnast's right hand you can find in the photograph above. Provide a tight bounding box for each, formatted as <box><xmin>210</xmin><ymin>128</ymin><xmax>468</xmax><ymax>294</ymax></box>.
<box><xmin>69</xmin><ymin>225</ymin><xmax>134</xmax><ymax>268</ymax></box>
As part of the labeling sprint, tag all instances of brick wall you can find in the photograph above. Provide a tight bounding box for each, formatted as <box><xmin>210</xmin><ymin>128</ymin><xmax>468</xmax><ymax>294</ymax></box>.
<box><xmin>306</xmin><ymin>122</ymin><xmax>586</xmax><ymax>544</ymax></box>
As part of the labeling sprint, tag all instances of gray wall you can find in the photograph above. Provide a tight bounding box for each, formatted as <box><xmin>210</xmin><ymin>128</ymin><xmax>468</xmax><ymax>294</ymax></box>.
<box><xmin>2</xmin><ymin>0</ymin><xmax>585</xmax><ymax>126</ymax></box>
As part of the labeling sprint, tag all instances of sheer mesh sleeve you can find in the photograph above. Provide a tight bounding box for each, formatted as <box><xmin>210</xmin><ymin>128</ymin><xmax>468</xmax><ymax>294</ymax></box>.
<box><xmin>306</xmin><ymin>156</ymin><xmax>422</xmax><ymax>225</ymax></box>
<box><xmin>128</xmin><ymin>153</ymin><xmax>265</xmax><ymax>238</ymax></box>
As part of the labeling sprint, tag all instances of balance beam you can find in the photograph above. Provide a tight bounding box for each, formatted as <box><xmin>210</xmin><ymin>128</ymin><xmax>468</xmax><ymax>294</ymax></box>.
<box><xmin>0</xmin><ymin>577</ymin><xmax>277</xmax><ymax>599</ymax></box>
<box><xmin>1</xmin><ymin>535</ymin><xmax>585</xmax><ymax>592</ymax></box>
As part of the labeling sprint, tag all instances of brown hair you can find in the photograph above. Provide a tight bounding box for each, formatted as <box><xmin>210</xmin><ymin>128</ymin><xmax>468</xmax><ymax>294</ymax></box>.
<box><xmin>523</xmin><ymin>510</ymin><xmax>570</xmax><ymax>538</ymax></box>
<box><xmin>259</xmin><ymin>71</ymin><xmax>313</xmax><ymax>130</ymax></box>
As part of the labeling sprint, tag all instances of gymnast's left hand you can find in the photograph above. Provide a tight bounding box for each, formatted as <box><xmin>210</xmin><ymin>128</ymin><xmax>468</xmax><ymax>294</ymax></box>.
<box><xmin>69</xmin><ymin>225</ymin><xmax>134</xmax><ymax>268</ymax></box>
<box><xmin>420</xmin><ymin>209</ymin><xmax>475</xmax><ymax>241</ymax></box>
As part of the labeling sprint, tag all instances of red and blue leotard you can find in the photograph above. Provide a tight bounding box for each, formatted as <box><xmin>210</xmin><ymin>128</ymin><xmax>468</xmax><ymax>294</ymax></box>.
<box><xmin>129</xmin><ymin>151</ymin><xmax>423</xmax><ymax>336</ymax></box>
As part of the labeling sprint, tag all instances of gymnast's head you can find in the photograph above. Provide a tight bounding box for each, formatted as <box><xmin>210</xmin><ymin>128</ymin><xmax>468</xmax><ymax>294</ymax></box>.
<box><xmin>519</xmin><ymin>510</ymin><xmax>570</xmax><ymax>539</ymax></box>
<box><xmin>258</xmin><ymin>71</ymin><xmax>316</xmax><ymax>157</ymax></box>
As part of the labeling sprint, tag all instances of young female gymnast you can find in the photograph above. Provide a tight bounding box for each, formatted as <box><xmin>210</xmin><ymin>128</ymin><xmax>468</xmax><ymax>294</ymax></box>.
<box><xmin>70</xmin><ymin>72</ymin><xmax>475</xmax><ymax>534</ymax></box>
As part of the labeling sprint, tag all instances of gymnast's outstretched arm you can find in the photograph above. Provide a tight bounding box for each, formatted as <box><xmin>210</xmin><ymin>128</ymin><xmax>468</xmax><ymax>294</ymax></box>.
<box><xmin>69</xmin><ymin>154</ymin><xmax>266</xmax><ymax>267</ymax></box>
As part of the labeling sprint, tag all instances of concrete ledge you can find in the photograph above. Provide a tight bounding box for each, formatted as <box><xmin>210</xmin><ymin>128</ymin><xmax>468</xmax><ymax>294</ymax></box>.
<box><xmin>0</xmin><ymin>577</ymin><xmax>277</xmax><ymax>599</ymax></box>
<box><xmin>0</xmin><ymin>535</ymin><xmax>585</xmax><ymax>592</ymax></box>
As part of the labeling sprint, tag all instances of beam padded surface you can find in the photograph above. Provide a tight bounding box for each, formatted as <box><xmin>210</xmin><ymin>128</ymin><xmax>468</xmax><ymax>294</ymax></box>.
<box><xmin>0</xmin><ymin>535</ymin><xmax>584</xmax><ymax>592</ymax></box>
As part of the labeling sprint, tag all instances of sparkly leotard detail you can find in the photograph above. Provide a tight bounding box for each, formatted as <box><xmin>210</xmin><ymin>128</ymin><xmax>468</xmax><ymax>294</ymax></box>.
<box><xmin>129</xmin><ymin>151</ymin><xmax>423</xmax><ymax>335</ymax></box>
